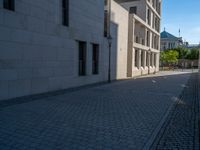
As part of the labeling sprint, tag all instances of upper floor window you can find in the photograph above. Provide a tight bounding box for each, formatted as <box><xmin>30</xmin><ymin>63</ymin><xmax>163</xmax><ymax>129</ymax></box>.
<box><xmin>92</xmin><ymin>44</ymin><xmax>99</xmax><ymax>75</ymax></box>
<box><xmin>3</xmin><ymin>0</ymin><xmax>15</xmax><ymax>11</ymax></box>
<box><xmin>62</xmin><ymin>0</ymin><xmax>69</xmax><ymax>26</ymax></box>
<box><xmin>147</xmin><ymin>8</ymin><xmax>151</xmax><ymax>25</ymax></box>
<box><xmin>129</xmin><ymin>7</ymin><xmax>137</xmax><ymax>14</ymax></box>
<box><xmin>104</xmin><ymin>0</ymin><xmax>110</xmax><ymax>37</ymax></box>
<box><xmin>78</xmin><ymin>41</ymin><xmax>87</xmax><ymax>76</ymax></box>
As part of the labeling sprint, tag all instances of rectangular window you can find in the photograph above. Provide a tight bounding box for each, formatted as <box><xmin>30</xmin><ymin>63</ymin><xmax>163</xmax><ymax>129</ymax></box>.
<box><xmin>135</xmin><ymin>50</ymin><xmax>138</xmax><ymax>68</ymax></box>
<box><xmin>3</xmin><ymin>0</ymin><xmax>15</xmax><ymax>11</ymax></box>
<box><xmin>141</xmin><ymin>51</ymin><xmax>145</xmax><ymax>67</ymax></box>
<box><xmin>78</xmin><ymin>41</ymin><xmax>87</xmax><ymax>76</ymax></box>
<box><xmin>154</xmin><ymin>53</ymin><xmax>157</xmax><ymax>67</ymax></box>
<box><xmin>147</xmin><ymin>8</ymin><xmax>151</xmax><ymax>25</ymax></box>
<box><xmin>146</xmin><ymin>52</ymin><xmax>149</xmax><ymax>67</ymax></box>
<box><xmin>129</xmin><ymin>7</ymin><xmax>137</xmax><ymax>14</ymax></box>
<box><xmin>152</xmin><ymin>34</ymin><xmax>154</xmax><ymax>48</ymax></box>
<box><xmin>92</xmin><ymin>44</ymin><xmax>99</xmax><ymax>75</ymax></box>
<box><xmin>104</xmin><ymin>10</ymin><xmax>108</xmax><ymax>37</ymax></box>
<box><xmin>150</xmin><ymin>53</ymin><xmax>153</xmax><ymax>66</ymax></box>
<box><xmin>146</xmin><ymin>30</ymin><xmax>149</xmax><ymax>46</ymax></box>
<box><xmin>62</xmin><ymin>0</ymin><xmax>69</xmax><ymax>26</ymax></box>
<box><xmin>104</xmin><ymin>0</ymin><xmax>110</xmax><ymax>37</ymax></box>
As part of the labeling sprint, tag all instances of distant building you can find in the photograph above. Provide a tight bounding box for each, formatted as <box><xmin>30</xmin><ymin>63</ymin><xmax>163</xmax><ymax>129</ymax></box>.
<box><xmin>110</xmin><ymin>0</ymin><xmax>161</xmax><ymax>77</ymax></box>
<box><xmin>187</xmin><ymin>44</ymin><xmax>200</xmax><ymax>49</ymax></box>
<box><xmin>160</xmin><ymin>30</ymin><xmax>183</xmax><ymax>50</ymax></box>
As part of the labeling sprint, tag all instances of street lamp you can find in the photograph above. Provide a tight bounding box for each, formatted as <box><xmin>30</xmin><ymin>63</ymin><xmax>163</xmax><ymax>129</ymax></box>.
<box><xmin>107</xmin><ymin>35</ymin><xmax>112</xmax><ymax>83</ymax></box>
<box><xmin>148</xmin><ymin>48</ymin><xmax>151</xmax><ymax>75</ymax></box>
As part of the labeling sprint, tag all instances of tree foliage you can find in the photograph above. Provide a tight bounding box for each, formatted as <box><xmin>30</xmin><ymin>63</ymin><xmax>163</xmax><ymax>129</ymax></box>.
<box><xmin>173</xmin><ymin>47</ymin><xmax>188</xmax><ymax>59</ymax></box>
<box><xmin>186</xmin><ymin>48</ymin><xmax>199</xmax><ymax>60</ymax></box>
<box><xmin>160</xmin><ymin>50</ymin><xmax>179</xmax><ymax>63</ymax></box>
<box><xmin>162</xmin><ymin>47</ymin><xmax>199</xmax><ymax>60</ymax></box>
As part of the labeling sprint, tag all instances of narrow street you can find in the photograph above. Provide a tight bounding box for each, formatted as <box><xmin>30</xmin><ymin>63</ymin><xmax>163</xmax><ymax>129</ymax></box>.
<box><xmin>0</xmin><ymin>71</ymin><xmax>198</xmax><ymax>150</ymax></box>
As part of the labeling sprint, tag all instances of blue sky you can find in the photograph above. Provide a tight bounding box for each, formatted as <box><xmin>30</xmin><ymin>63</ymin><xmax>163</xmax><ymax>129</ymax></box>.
<box><xmin>161</xmin><ymin>0</ymin><xmax>200</xmax><ymax>44</ymax></box>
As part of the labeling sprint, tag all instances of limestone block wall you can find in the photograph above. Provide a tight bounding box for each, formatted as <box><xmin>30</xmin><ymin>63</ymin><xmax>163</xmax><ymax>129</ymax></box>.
<box><xmin>110</xmin><ymin>0</ymin><xmax>129</xmax><ymax>79</ymax></box>
<box><xmin>120</xmin><ymin>0</ymin><xmax>147</xmax><ymax>21</ymax></box>
<box><xmin>0</xmin><ymin>0</ymin><xmax>108</xmax><ymax>100</ymax></box>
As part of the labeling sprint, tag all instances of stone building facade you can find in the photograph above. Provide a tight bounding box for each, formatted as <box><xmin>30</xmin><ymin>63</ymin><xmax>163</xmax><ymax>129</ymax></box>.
<box><xmin>160</xmin><ymin>30</ymin><xmax>183</xmax><ymax>50</ymax></box>
<box><xmin>0</xmin><ymin>0</ymin><xmax>161</xmax><ymax>100</ymax></box>
<box><xmin>109</xmin><ymin>0</ymin><xmax>161</xmax><ymax>78</ymax></box>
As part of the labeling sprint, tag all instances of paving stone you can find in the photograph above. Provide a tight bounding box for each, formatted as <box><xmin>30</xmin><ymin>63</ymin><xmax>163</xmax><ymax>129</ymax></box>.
<box><xmin>0</xmin><ymin>72</ymin><xmax>193</xmax><ymax>150</ymax></box>
<box><xmin>151</xmin><ymin>73</ymin><xmax>199</xmax><ymax>150</ymax></box>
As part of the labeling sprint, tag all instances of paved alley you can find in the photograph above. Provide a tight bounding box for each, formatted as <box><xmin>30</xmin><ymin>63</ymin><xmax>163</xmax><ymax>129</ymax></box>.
<box><xmin>0</xmin><ymin>72</ymin><xmax>196</xmax><ymax>150</ymax></box>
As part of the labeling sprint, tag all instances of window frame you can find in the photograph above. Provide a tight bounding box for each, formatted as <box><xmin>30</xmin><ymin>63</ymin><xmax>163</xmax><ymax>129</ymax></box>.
<box><xmin>92</xmin><ymin>44</ymin><xmax>100</xmax><ymax>75</ymax></box>
<box><xmin>3</xmin><ymin>0</ymin><xmax>15</xmax><ymax>11</ymax></box>
<box><xmin>62</xmin><ymin>0</ymin><xmax>69</xmax><ymax>26</ymax></box>
<box><xmin>78</xmin><ymin>41</ymin><xmax>87</xmax><ymax>76</ymax></box>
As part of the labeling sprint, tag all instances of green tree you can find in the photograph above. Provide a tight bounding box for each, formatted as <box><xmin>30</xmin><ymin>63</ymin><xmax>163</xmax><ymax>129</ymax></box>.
<box><xmin>160</xmin><ymin>50</ymin><xmax>179</xmax><ymax>63</ymax></box>
<box><xmin>160</xmin><ymin>51</ymin><xmax>166</xmax><ymax>62</ymax></box>
<box><xmin>186</xmin><ymin>48</ymin><xmax>199</xmax><ymax>60</ymax></box>
<box><xmin>173</xmin><ymin>47</ymin><xmax>188</xmax><ymax>59</ymax></box>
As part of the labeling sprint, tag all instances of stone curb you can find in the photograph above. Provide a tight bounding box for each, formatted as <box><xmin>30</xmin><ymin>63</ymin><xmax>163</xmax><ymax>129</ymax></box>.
<box><xmin>142</xmin><ymin>94</ymin><xmax>182</xmax><ymax>150</ymax></box>
<box><xmin>143</xmin><ymin>73</ymin><xmax>194</xmax><ymax>150</ymax></box>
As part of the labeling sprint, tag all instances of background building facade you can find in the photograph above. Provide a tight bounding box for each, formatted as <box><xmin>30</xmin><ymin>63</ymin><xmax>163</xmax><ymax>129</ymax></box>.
<box><xmin>160</xmin><ymin>30</ymin><xmax>183</xmax><ymax>50</ymax></box>
<box><xmin>109</xmin><ymin>0</ymin><xmax>161</xmax><ymax>78</ymax></box>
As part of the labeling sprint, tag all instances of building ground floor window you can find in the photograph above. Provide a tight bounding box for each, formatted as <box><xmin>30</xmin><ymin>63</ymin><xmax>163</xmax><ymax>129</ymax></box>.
<box><xmin>78</xmin><ymin>41</ymin><xmax>87</xmax><ymax>76</ymax></box>
<box><xmin>134</xmin><ymin>49</ymin><xmax>158</xmax><ymax>69</ymax></box>
<box><xmin>141</xmin><ymin>51</ymin><xmax>145</xmax><ymax>68</ymax></box>
<box><xmin>92</xmin><ymin>44</ymin><xmax>99</xmax><ymax>75</ymax></box>
<box><xmin>135</xmin><ymin>49</ymin><xmax>139</xmax><ymax>68</ymax></box>
<box><xmin>78</xmin><ymin>41</ymin><xmax>100</xmax><ymax>76</ymax></box>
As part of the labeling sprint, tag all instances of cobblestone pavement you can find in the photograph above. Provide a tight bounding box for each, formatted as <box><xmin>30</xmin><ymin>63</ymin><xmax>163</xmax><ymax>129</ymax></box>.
<box><xmin>151</xmin><ymin>73</ymin><xmax>199</xmax><ymax>150</ymax></box>
<box><xmin>0</xmin><ymin>72</ymin><xmax>192</xmax><ymax>150</ymax></box>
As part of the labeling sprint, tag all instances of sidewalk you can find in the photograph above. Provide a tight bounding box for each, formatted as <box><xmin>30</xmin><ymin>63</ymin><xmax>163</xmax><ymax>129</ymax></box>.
<box><xmin>151</xmin><ymin>73</ymin><xmax>199</xmax><ymax>150</ymax></box>
<box><xmin>0</xmin><ymin>71</ymin><xmax>195</xmax><ymax>150</ymax></box>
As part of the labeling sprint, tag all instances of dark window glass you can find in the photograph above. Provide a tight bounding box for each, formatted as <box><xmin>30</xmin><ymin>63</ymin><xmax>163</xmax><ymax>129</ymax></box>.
<box><xmin>104</xmin><ymin>0</ymin><xmax>110</xmax><ymax>37</ymax></box>
<box><xmin>92</xmin><ymin>44</ymin><xmax>99</xmax><ymax>75</ymax></box>
<box><xmin>150</xmin><ymin>53</ymin><xmax>153</xmax><ymax>66</ymax></box>
<box><xmin>78</xmin><ymin>41</ymin><xmax>87</xmax><ymax>76</ymax></box>
<box><xmin>154</xmin><ymin>53</ymin><xmax>157</xmax><ymax>67</ymax></box>
<box><xmin>135</xmin><ymin>50</ymin><xmax>138</xmax><ymax>68</ymax></box>
<box><xmin>147</xmin><ymin>9</ymin><xmax>151</xmax><ymax>25</ymax></box>
<box><xmin>62</xmin><ymin>0</ymin><xmax>69</xmax><ymax>26</ymax></box>
<box><xmin>141</xmin><ymin>51</ymin><xmax>144</xmax><ymax>67</ymax></box>
<box><xmin>146</xmin><ymin>52</ymin><xmax>149</xmax><ymax>67</ymax></box>
<box><xmin>104</xmin><ymin>10</ymin><xmax>108</xmax><ymax>37</ymax></box>
<box><xmin>129</xmin><ymin>7</ymin><xmax>137</xmax><ymax>14</ymax></box>
<box><xmin>3</xmin><ymin>0</ymin><xmax>15</xmax><ymax>11</ymax></box>
<box><xmin>146</xmin><ymin>30</ymin><xmax>149</xmax><ymax>46</ymax></box>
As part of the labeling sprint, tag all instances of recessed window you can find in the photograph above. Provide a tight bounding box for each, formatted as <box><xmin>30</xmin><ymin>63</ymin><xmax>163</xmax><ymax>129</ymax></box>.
<box><xmin>154</xmin><ymin>53</ymin><xmax>157</xmax><ymax>67</ymax></box>
<box><xmin>150</xmin><ymin>53</ymin><xmax>153</xmax><ymax>66</ymax></box>
<box><xmin>147</xmin><ymin>8</ymin><xmax>151</xmax><ymax>25</ymax></box>
<box><xmin>92</xmin><ymin>44</ymin><xmax>99</xmax><ymax>75</ymax></box>
<box><xmin>104</xmin><ymin>10</ymin><xmax>108</xmax><ymax>37</ymax></box>
<box><xmin>62</xmin><ymin>0</ymin><xmax>69</xmax><ymax>26</ymax></box>
<box><xmin>3</xmin><ymin>0</ymin><xmax>15</xmax><ymax>11</ymax></box>
<box><xmin>104</xmin><ymin>0</ymin><xmax>109</xmax><ymax>37</ymax></box>
<box><xmin>135</xmin><ymin>50</ymin><xmax>139</xmax><ymax>68</ymax></box>
<box><xmin>141</xmin><ymin>51</ymin><xmax>145</xmax><ymax>67</ymax></box>
<box><xmin>78</xmin><ymin>41</ymin><xmax>87</xmax><ymax>76</ymax></box>
<box><xmin>129</xmin><ymin>7</ymin><xmax>137</xmax><ymax>14</ymax></box>
<box><xmin>146</xmin><ymin>52</ymin><xmax>149</xmax><ymax>67</ymax></box>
